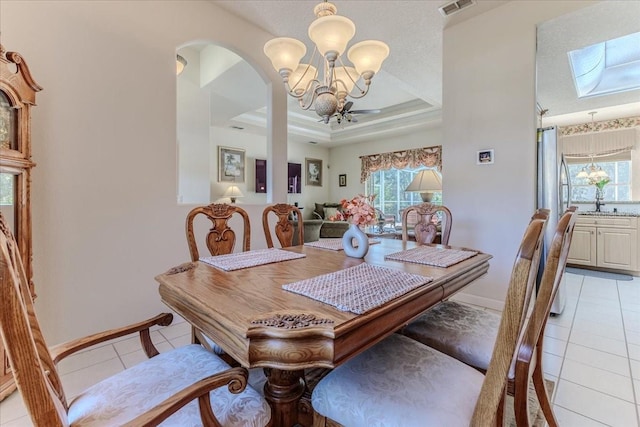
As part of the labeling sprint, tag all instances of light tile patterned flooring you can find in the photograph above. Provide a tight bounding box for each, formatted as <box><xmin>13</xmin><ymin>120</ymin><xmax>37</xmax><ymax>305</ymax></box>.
<box><xmin>1</xmin><ymin>271</ymin><xmax>639</xmax><ymax>426</ymax></box>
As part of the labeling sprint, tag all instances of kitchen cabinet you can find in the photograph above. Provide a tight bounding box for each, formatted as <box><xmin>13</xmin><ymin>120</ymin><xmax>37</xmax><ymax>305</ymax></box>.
<box><xmin>567</xmin><ymin>215</ymin><xmax>638</xmax><ymax>271</ymax></box>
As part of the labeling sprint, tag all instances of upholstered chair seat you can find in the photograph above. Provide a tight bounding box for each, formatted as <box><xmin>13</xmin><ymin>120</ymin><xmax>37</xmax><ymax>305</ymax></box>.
<box><xmin>401</xmin><ymin>300</ymin><xmax>499</xmax><ymax>372</ymax></box>
<box><xmin>312</xmin><ymin>334</ymin><xmax>484</xmax><ymax>427</ymax></box>
<box><xmin>68</xmin><ymin>344</ymin><xmax>271</xmax><ymax>426</ymax></box>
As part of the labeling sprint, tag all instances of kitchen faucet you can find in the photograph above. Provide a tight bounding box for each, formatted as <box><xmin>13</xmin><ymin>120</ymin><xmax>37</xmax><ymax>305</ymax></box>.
<box><xmin>595</xmin><ymin>197</ymin><xmax>605</xmax><ymax>212</ymax></box>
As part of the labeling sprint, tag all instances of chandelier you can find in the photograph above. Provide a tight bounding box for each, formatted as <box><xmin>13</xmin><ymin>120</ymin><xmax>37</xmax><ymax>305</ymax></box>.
<box><xmin>263</xmin><ymin>1</ymin><xmax>389</xmax><ymax>124</ymax></box>
<box><xmin>575</xmin><ymin>112</ymin><xmax>609</xmax><ymax>183</ymax></box>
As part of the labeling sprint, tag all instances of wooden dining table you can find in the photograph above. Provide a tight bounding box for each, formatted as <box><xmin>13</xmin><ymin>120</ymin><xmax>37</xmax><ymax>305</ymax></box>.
<box><xmin>155</xmin><ymin>239</ymin><xmax>491</xmax><ymax>427</ymax></box>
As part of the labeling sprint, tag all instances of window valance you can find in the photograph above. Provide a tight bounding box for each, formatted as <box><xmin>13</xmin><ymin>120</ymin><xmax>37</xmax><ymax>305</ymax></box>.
<box><xmin>560</xmin><ymin>116</ymin><xmax>639</xmax><ymax>159</ymax></box>
<box><xmin>561</xmin><ymin>127</ymin><xmax>639</xmax><ymax>159</ymax></box>
<box><xmin>360</xmin><ymin>146</ymin><xmax>441</xmax><ymax>183</ymax></box>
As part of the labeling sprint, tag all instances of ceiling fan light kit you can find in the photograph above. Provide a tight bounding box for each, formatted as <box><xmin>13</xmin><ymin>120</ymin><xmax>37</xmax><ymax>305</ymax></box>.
<box><xmin>263</xmin><ymin>1</ymin><xmax>389</xmax><ymax>124</ymax></box>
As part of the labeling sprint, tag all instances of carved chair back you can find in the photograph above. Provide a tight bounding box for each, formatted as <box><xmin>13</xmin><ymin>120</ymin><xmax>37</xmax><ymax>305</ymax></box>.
<box><xmin>185</xmin><ymin>203</ymin><xmax>251</xmax><ymax>261</ymax></box>
<box><xmin>262</xmin><ymin>204</ymin><xmax>303</xmax><ymax>248</ymax></box>
<box><xmin>0</xmin><ymin>213</ymin><xmax>69</xmax><ymax>426</ymax></box>
<box><xmin>401</xmin><ymin>202</ymin><xmax>452</xmax><ymax>245</ymax></box>
<box><xmin>470</xmin><ymin>215</ymin><xmax>546</xmax><ymax>424</ymax></box>
<box><xmin>510</xmin><ymin>207</ymin><xmax>576</xmax><ymax>425</ymax></box>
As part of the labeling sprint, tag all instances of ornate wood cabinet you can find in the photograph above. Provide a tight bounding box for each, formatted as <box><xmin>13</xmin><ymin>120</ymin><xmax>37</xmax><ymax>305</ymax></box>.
<box><xmin>0</xmin><ymin>44</ymin><xmax>42</xmax><ymax>400</ymax></box>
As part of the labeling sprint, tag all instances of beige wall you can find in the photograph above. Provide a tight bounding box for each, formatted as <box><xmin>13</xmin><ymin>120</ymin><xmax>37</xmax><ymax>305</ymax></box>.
<box><xmin>442</xmin><ymin>1</ymin><xmax>594</xmax><ymax>309</ymax></box>
<box><xmin>0</xmin><ymin>0</ymin><xmax>597</xmax><ymax>343</ymax></box>
<box><xmin>0</xmin><ymin>0</ymin><xmax>289</xmax><ymax>343</ymax></box>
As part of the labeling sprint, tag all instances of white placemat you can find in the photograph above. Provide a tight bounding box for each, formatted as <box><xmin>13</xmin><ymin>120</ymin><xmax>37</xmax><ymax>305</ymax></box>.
<box><xmin>304</xmin><ymin>238</ymin><xmax>381</xmax><ymax>251</ymax></box>
<box><xmin>283</xmin><ymin>263</ymin><xmax>432</xmax><ymax>314</ymax></box>
<box><xmin>200</xmin><ymin>248</ymin><xmax>306</xmax><ymax>271</ymax></box>
<box><xmin>385</xmin><ymin>245</ymin><xmax>478</xmax><ymax>268</ymax></box>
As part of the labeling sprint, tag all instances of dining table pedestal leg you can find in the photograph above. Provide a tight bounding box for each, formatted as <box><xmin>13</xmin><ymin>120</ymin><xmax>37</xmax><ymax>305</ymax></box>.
<box><xmin>264</xmin><ymin>368</ymin><xmax>306</xmax><ymax>427</ymax></box>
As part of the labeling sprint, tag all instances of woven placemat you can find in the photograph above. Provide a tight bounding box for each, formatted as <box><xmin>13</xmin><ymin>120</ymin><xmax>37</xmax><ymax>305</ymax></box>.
<box><xmin>200</xmin><ymin>248</ymin><xmax>306</xmax><ymax>271</ymax></box>
<box><xmin>385</xmin><ymin>245</ymin><xmax>478</xmax><ymax>268</ymax></box>
<box><xmin>304</xmin><ymin>238</ymin><xmax>381</xmax><ymax>251</ymax></box>
<box><xmin>283</xmin><ymin>263</ymin><xmax>432</xmax><ymax>314</ymax></box>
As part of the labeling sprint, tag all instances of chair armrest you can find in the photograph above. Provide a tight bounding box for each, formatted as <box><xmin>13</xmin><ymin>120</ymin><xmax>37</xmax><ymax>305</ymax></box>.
<box><xmin>312</xmin><ymin>211</ymin><xmax>323</xmax><ymax>220</ymax></box>
<box><xmin>121</xmin><ymin>367</ymin><xmax>248</xmax><ymax>426</ymax></box>
<box><xmin>50</xmin><ymin>313</ymin><xmax>173</xmax><ymax>364</ymax></box>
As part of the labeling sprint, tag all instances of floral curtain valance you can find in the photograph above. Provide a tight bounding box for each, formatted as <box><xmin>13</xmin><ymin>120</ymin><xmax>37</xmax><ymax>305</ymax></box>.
<box><xmin>560</xmin><ymin>116</ymin><xmax>640</xmax><ymax>159</ymax></box>
<box><xmin>360</xmin><ymin>146</ymin><xmax>442</xmax><ymax>183</ymax></box>
<box><xmin>561</xmin><ymin>127</ymin><xmax>639</xmax><ymax>159</ymax></box>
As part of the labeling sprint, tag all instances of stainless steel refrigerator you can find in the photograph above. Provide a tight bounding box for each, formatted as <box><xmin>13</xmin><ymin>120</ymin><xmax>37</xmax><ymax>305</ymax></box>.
<box><xmin>537</xmin><ymin>126</ymin><xmax>570</xmax><ymax>315</ymax></box>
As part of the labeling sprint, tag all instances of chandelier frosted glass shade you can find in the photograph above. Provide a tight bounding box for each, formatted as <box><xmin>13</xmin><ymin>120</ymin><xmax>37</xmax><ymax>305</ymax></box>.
<box><xmin>348</xmin><ymin>40</ymin><xmax>389</xmax><ymax>76</ymax></box>
<box><xmin>263</xmin><ymin>1</ymin><xmax>389</xmax><ymax>124</ymax></box>
<box><xmin>264</xmin><ymin>38</ymin><xmax>307</xmax><ymax>74</ymax></box>
<box><xmin>308</xmin><ymin>15</ymin><xmax>355</xmax><ymax>57</ymax></box>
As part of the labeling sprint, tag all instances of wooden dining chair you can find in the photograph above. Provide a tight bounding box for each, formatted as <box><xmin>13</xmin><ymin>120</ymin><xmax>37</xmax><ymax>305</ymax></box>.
<box><xmin>262</xmin><ymin>203</ymin><xmax>303</xmax><ymax>248</ymax></box>
<box><xmin>185</xmin><ymin>203</ymin><xmax>251</xmax><ymax>260</ymax></box>
<box><xmin>185</xmin><ymin>203</ymin><xmax>251</xmax><ymax>357</ymax></box>
<box><xmin>399</xmin><ymin>207</ymin><xmax>576</xmax><ymax>426</ymax></box>
<box><xmin>311</xmin><ymin>214</ymin><xmax>547</xmax><ymax>427</ymax></box>
<box><xmin>401</xmin><ymin>202</ymin><xmax>452</xmax><ymax>245</ymax></box>
<box><xmin>0</xmin><ymin>213</ymin><xmax>271</xmax><ymax>427</ymax></box>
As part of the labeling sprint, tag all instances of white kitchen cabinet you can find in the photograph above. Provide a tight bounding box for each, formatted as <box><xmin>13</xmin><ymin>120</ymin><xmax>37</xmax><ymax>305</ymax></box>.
<box><xmin>567</xmin><ymin>215</ymin><xmax>638</xmax><ymax>271</ymax></box>
<box><xmin>567</xmin><ymin>226</ymin><xmax>596</xmax><ymax>266</ymax></box>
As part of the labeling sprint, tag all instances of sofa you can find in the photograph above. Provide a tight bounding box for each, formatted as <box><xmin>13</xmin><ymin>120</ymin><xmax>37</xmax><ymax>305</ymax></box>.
<box><xmin>290</xmin><ymin>219</ymin><xmax>324</xmax><ymax>245</ymax></box>
<box><xmin>312</xmin><ymin>202</ymin><xmax>350</xmax><ymax>238</ymax></box>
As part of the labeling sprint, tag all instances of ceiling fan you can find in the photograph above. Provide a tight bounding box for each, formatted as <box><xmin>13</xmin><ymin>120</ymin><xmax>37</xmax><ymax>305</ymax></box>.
<box><xmin>322</xmin><ymin>101</ymin><xmax>380</xmax><ymax>124</ymax></box>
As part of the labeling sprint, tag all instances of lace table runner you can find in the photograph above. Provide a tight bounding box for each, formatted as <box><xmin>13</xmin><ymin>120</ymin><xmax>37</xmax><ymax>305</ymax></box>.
<box><xmin>283</xmin><ymin>263</ymin><xmax>432</xmax><ymax>314</ymax></box>
<box><xmin>200</xmin><ymin>248</ymin><xmax>306</xmax><ymax>271</ymax></box>
<box><xmin>385</xmin><ymin>245</ymin><xmax>478</xmax><ymax>268</ymax></box>
<box><xmin>304</xmin><ymin>238</ymin><xmax>381</xmax><ymax>251</ymax></box>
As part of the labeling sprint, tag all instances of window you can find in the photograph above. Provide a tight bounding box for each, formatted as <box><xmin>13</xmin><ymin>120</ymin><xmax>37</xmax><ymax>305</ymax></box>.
<box><xmin>569</xmin><ymin>160</ymin><xmax>631</xmax><ymax>202</ymax></box>
<box><xmin>366</xmin><ymin>168</ymin><xmax>441</xmax><ymax>220</ymax></box>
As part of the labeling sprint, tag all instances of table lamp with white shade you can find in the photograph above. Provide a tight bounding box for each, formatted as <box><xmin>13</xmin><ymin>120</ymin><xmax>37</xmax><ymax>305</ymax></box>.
<box><xmin>405</xmin><ymin>169</ymin><xmax>442</xmax><ymax>202</ymax></box>
<box><xmin>223</xmin><ymin>185</ymin><xmax>244</xmax><ymax>203</ymax></box>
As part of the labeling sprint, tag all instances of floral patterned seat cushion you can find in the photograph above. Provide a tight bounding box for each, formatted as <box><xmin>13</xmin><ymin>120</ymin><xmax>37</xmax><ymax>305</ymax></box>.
<box><xmin>312</xmin><ymin>334</ymin><xmax>484</xmax><ymax>427</ymax></box>
<box><xmin>401</xmin><ymin>300</ymin><xmax>499</xmax><ymax>371</ymax></box>
<box><xmin>68</xmin><ymin>344</ymin><xmax>271</xmax><ymax>427</ymax></box>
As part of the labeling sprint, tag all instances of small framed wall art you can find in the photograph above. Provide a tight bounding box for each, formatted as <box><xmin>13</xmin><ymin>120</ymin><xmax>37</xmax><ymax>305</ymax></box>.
<box><xmin>339</xmin><ymin>174</ymin><xmax>347</xmax><ymax>187</ymax></box>
<box><xmin>219</xmin><ymin>146</ymin><xmax>245</xmax><ymax>183</ymax></box>
<box><xmin>477</xmin><ymin>149</ymin><xmax>494</xmax><ymax>165</ymax></box>
<box><xmin>305</xmin><ymin>158</ymin><xmax>322</xmax><ymax>186</ymax></box>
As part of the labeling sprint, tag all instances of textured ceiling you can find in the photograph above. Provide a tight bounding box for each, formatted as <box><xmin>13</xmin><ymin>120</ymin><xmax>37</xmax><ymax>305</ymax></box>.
<box><xmin>185</xmin><ymin>1</ymin><xmax>640</xmax><ymax>144</ymax></box>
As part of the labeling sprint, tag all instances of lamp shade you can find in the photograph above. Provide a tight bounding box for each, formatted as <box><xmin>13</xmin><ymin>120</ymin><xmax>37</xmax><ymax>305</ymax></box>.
<box><xmin>289</xmin><ymin>64</ymin><xmax>318</xmax><ymax>95</ymax></box>
<box><xmin>223</xmin><ymin>185</ymin><xmax>244</xmax><ymax>203</ymax></box>
<box><xmin>176</xmin><ymin>55</ymin><xmax>187</xmax><ymax>75</ymax></box>
<box><xmin>333</xmin><ymin>66</ymin><xmax>358</xmax><ymax>94</ymax></box>
<box><xmin>308</xmin><ymin>15</ymin><xmax>355</xmax><ymax>57</ymax></box>
<box><xmin>347</xmin><ymin>40</ymin><xmax>389</xmax><ymax>75</ymax></box>
<box><xmin>405</xmin><ymin>170</ymin><xmax>442</xmax><ymax>192</ymax></box>
<box><xmin>264</xmin><ymin>37</ymin><xmax>307</xmax><ymax>73</ymax></box>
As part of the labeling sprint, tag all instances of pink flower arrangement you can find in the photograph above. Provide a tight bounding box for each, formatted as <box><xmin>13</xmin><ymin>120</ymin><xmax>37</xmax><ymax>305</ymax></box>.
<box><xmin>340</xmin><ymin>194</ymin><xmax>377</xmax><ymax>226</ymax></box>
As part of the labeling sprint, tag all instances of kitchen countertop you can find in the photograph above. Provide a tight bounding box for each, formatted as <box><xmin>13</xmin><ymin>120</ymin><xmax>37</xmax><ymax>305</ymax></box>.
<box><xmin>578</xmin><ymin>211</ymin><xmax>640</xmax><ymax>217</ymax></box>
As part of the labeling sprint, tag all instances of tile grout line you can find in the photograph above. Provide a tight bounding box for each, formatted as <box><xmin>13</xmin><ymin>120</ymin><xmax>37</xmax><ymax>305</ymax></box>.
<box><xmin>617</xmin><ymin>279</ymin><xmax>640</xmax><ymax>426</ymax></box>
<box><xmin>551</xmin><ymin>275</ymin><xmax>583</xmax><ymax>406</ymax></box>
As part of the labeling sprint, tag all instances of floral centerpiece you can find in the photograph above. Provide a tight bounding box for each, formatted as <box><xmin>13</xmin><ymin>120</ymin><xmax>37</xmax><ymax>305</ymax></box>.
<box><xmin>339</xmin><ymin>194</ymin><xmax>377</xmax><ymax>227</ymax></box>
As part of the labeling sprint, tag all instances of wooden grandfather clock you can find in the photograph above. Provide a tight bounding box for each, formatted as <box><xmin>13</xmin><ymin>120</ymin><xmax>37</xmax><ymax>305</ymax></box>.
<box><xmin>0</xmin><ymin>44</ymin><xmax>42</xmax><ymax>400</ymax></box>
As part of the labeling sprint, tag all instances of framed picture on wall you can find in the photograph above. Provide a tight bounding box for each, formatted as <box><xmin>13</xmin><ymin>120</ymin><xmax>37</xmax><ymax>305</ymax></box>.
<box><xmin>219</xmin><ymin>146</ymin><xmax>245</xmax><ymax>183</ymax></box>
<box><xmin>305</xmin><ymin>158</ymin><xmax>322</xmax><ymax>186</ymax></box>
<box><xmin>339</xmin><ymin>174</ymin><xmax>347</xmax><ymax>187</ymax></box>
<box><xmin>477</xmin><ymin>149</ymin><xmax>494</xmax><ymax>165</ymax></box>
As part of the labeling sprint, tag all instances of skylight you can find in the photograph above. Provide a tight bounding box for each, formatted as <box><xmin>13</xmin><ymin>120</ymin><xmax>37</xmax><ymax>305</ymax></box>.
<box><xmin>568</xmin><ymin>31</ymin><xmax>640</xmax><ymax>98</ymax></box>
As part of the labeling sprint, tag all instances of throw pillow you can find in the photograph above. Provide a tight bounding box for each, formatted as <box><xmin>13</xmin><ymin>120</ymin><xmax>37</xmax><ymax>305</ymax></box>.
<box><xmin>314</xmin><ymin>203</ymin><xmax>326</xmax><ymax>219</ymax></box>
<box><xmin>324</xmin><ymin>207</ymin><xmax>339</xmax><ymax>219</ymax></box>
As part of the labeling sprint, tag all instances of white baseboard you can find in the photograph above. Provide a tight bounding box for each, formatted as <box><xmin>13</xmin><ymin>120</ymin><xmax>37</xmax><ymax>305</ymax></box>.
<box><xmin>449</xmin><ymin>292</ymin><xmax>504</xmax><ymax>312</ymax></box>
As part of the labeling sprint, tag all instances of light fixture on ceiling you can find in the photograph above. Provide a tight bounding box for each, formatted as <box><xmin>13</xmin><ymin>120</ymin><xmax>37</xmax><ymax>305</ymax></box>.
<box><xmin>263</xmin><ymin>1</ymin><xmax>389</xmax><ymax>124</ymax></box>
<box><xmin>405</xmin><ymin>169</ymin><xmax>442</xmax><ymax>202</ymax></box>
<box><xmin>575</xmin><ymin>112</ymin><xmax>609</xmax><ymax>182</ymax></box>
<box><xmin>176</xmin><ymin>54</ymin><xmax>187</xmax><ymax>76</ymax></box>
<box><xmin>223</xmin><ymin>185</ymin><xmax>244</xmax><ymax>203</ymax></box>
